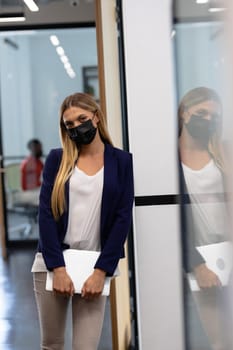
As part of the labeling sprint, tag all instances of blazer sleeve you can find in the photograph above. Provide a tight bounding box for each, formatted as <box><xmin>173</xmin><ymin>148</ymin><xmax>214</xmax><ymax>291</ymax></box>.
<box><xmin>181</xmin><ymin>201</ymin><xmax>205</xmax><ymax>272</ymax></box>
<box><xmin>94</xmin><ymin>152</ymin><xmax>134</xmax><ymax>276</ymax></box>
<box><xmin>179</xmin><ymin>164</ymin><xmax>205</xmax><ymax>272</ymax></box>
<box><xmin>38</xmin><ymin>149</ymin><xmax>66</xmax><ymax>270</ymax></box>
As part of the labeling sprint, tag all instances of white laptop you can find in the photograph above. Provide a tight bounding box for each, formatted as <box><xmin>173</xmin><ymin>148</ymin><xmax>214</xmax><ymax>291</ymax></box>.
<box><xmin>46</xmin><ymin>249</ymin><xmax>119</xmax><ymax>296</ymax></box>
<box><xmin>188</xmin><ymin>241</ymin><xmax>233</xmax><ymax>291</ymax></box>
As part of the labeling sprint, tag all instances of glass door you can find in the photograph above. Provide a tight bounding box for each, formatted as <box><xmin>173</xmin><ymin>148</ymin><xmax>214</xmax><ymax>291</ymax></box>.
<box><xmin>173</xmin><ymin>1</ymin><xmax>233</xmax><ymax>349</ymax></box>
<box><xmin>0</xmin><ymin>26</ymin><xmax>98</xmax><ymax>245</ymax></box>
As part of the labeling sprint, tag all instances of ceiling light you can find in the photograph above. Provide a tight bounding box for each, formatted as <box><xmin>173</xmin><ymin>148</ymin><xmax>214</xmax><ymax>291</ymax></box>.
<box><xmin>64</xmin><ymin>62</ymin><xmax>71</xmax><ymax>69</ymax></box>
<box><xmin>60</xmin><ymin>55</ymin><xmax>69</xmax><ymax>64</ymax></box>
<box><xmin>68</xmin><ymin>71</ymin><xmax>76</xmax><ymax>79</ymax></box>
<box><xmin>67</xmin><ymin>67</ymin><xmax>74</xmax><ymax>74</ymax></box>
<box><xmin>50</xmin><ymin>36</ymin><xmax>76</xmax><ymax>80</ymax></box>
<box><xmin>208</xmin><ymin>7</ymin><xmax>226</xmax><ymax>12</ymax></box>
<box><xmin>0</xmin><ymin>14</ymin><xmax>26</xmax><ymax>22</ymax></box>
<box><xmin>0</xmin><ymin>30</ymin><xmax>36</xmax><ymax>36</ymax></box>
<box><xmin>196</xmin><ymin>0</ymin><xmax>209</xmax><ymax>3</ymax></box>
<box><xmin>23</xmin><ymin>0</ymin><xmax>39</xmax><ymax>12</ymax></box>
<box><xmin>50</xmin><ymin>35</ymin><xmax>59</xmax><ymax>46</ymax></box>
<box><xmin>56</xmin><ymin>46</ymin><xmax>65</xmax><ymax>56</ymax></box>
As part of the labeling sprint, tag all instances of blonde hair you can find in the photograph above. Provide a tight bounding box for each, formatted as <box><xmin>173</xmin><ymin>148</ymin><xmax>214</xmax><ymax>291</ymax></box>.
<box><xmin>178</xmin><ymin>87</ymin><xmax>225</xmax><ymax>173</ymax></box>
<box><xmin>51</xmin><ymin>92</ymin><xmax>113</xmax><ymax>220</ymax></box>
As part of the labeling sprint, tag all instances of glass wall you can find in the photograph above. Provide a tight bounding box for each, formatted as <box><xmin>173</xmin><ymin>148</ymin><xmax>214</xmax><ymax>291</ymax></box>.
<box><xmin>0</xmin><ymin>27</ymin><xmax>98</xmax><ymax>243</ymax></box>
<box><xmin>173</xmin><ymin>1</ymin><xmax>233</xmax><ymax>349</ymax></box>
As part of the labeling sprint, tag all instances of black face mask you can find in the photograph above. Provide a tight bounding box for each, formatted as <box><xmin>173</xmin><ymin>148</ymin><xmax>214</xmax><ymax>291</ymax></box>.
<box><xmin>185</xmin><ymin>115</ymin><xmax>216</xmax><ymax>144</ymax></box>
<box><xmin>66</xmin><ymin>119</ymin><xmax>97</xmax><ymax>146</ymax></box>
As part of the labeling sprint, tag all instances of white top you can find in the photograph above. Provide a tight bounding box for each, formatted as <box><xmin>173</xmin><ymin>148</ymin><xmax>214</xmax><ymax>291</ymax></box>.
<box><xmin>31</xmin><ymin>166</ymin><xmax>104</xmax><ymax>272</ymax></box>
<box><xmin>182</xmin><ymin>160</ymin><xmax>228</xmax><ymax>246</ymax></box>
<box><xmin>64</xmin><ymin>166</ymin><xmax>103</xmax><ymax>250</ymax></box>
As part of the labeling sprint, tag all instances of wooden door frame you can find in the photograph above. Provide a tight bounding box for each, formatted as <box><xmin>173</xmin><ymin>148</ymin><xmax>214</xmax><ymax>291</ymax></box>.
<box><xmin>95</xmin><ymin>1</ymin><xmax>132</xmax><ymax>349</ymax></box>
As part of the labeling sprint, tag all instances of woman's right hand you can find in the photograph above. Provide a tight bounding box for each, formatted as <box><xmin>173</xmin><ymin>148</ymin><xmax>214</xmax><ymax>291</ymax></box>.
<box><xmin>53</xmin><ymin>267</ymin><xmax>75</xmax><ymax>296</ymax></box>
<box><xmin>194</xmin><ymin>263</ymin><xmax>221</xmax><ymax>289</ymax></box>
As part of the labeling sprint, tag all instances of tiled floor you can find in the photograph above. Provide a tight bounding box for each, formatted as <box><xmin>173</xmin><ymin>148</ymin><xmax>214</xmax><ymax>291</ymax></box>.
<box><xmin>0</xmin><ymin>246</ymin><xmax>112</xmax><ymax>350</ymax></box>
<box><xmin>1</xmin><ymin>232</ymin><xmax>219</xmax><ymax>350</ymax></box>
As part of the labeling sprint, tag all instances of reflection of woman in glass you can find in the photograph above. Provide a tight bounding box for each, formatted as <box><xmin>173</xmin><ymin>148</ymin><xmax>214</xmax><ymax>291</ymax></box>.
<box><xmin>178</xmin><ymin>87</ymin><xmax>231</xmax><ymax>349</ymax></box>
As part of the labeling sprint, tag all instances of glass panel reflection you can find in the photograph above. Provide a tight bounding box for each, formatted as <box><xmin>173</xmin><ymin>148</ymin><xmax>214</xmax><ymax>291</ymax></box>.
<box><xmin>178</xmin><ymin>87</ymin><xmax>232</xmax><ymax>349</ymax></box>
<box><xmin>173</xmin><ymin>3</ymin><xmax>233</xmax><ymax>350</ymax></box>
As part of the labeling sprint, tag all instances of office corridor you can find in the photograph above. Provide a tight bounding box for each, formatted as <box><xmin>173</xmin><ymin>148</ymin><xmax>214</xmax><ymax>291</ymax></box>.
<box><xmin>0</xmin><ymin>246</ymin><xmax>112</xmax><ymax>350</ymax></box>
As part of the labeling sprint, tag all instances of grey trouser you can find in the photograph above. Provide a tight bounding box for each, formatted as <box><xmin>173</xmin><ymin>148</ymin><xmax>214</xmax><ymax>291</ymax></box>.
<box><xmin>33</xmin><ymin>272</ymin><xmax>106</xmax><ymax>350</ymax></box>
<box><xmin>193</xmin><ymin>287</ymin><xmax>233</xmax><ymax>350</ymax></box>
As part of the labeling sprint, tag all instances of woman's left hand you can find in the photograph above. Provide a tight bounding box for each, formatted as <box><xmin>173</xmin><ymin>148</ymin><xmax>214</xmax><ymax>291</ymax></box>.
<box><xmin>81</xmin><ymin>268</ymin><xmax>106</xmax><ymax>300</ymax></box>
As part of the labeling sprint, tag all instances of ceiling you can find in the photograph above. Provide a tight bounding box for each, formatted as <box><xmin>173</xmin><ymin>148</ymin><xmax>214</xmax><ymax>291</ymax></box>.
<box><xmin>0</xmin><ymin>0</ymin><xmax>95</xmax><ymax>27</ymax></box>
<box><xmin>0</xmin><ymin>0</ymin><xmax>226</xmax><ymax>28</ymax></box>
<box><xmin>174</xmin><ymin>0</ymin><xmax>226</xmax><ymax>22</ymax></box>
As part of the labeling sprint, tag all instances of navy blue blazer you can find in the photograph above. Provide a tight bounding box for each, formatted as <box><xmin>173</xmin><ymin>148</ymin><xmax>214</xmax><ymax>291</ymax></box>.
<box><xmin>37</xmin><ymin>143</ymin><xmax>134</xmax><ymax>276</ymax></box>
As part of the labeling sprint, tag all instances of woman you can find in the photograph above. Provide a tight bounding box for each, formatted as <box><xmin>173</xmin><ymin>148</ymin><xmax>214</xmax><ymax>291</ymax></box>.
<box><xmin>31</xmin><ymin>92</ymin><xmax>134</xmax><ymax>350</ymax></box>
<box><xmin>179</xmin><ymin>87</ymin><xmax>231</xmax><ymax>349</ymax></box>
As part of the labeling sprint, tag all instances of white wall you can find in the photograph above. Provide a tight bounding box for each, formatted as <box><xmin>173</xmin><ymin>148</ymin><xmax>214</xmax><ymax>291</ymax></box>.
<box><xmin>174</xmin><ymin>22</ymin><xmax>226</xmax><ymax>101</ymax></box>
<box><xmin>122</xmin><ymin>0</ymin><xmax>184</xmax><ymax>348</ymax></box>
<box><xmin>0</xmin><ymin>35</ymin><xmax>33</xmax><ymax>157</ymax></box>
<box><xmin>29</xmin><ymin>28</ymin><xmax>98</xmax><ymax>153</ymax></box>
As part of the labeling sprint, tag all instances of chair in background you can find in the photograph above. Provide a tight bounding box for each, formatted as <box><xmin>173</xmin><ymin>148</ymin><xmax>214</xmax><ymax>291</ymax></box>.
<box><xmin>4</xmin><ymin>163</ymin><xmax>39</xmax><ymax>238</ymax></box>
